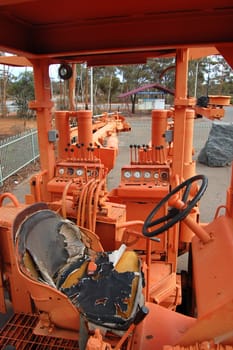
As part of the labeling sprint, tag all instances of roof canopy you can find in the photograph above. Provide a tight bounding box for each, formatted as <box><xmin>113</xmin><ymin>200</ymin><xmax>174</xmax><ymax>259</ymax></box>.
<box><xmin>0</xmin><ymin>0</ymin><xmax>232</xmax><ymax>66</ymax></box>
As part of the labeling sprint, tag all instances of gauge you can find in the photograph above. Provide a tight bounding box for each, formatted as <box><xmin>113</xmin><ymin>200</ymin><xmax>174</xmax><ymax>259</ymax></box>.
<box><xmin>67</xmin><ymin>167</ymin><xmax>74</xmax><ymax>175</ymax></box>
<box><xmin>58</xmin><ymin>168</ymin><xmax>65</xmax><ymax>175</ymax></box>
<box><xmin>144</xmin><ymin>171</ymin><xmax>151</xmax><ymax>179</ymax></box>
<box><xmin>161</xmin><ymin>171</ymin><xmax>169</xmax><ymax>181</ymax></box>
<box><xmin>133</xmin><ymin>171</ymin><xmax>141</xmax><ymax>179</ymax></box>
<box><xmin>76</xmin><ymin>168</ymin><xmax>84</xmax><ymax>176</ymax></box>
<box><xmin>154</xmin><ymin>172</ymin><xmax>159</xmax><ymax>179</ymax></box>
<box><xmin>123</xmin><ymin>170</ymin><xmax>132</xmax><ymax>179</ymax></box>
<box><xmin>92</xmin><ymin>169</ymin><xmax>99</xmax><ymax>177</ymax></box>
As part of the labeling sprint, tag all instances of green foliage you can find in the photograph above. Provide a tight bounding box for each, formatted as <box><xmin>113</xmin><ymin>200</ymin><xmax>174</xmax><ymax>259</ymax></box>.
<box><xmin>117</xmin><ymin>58</ymin><xmax>175</xmax><ymax>112</ymax></box>
<box><xmin>189</xmin><ymin>56</ymin><xmax>233</xmax><ymax>98</ymax></box>
<box><xmin>57</xmin><ymin>56</ymin><xmax>233</xmax><ymax>114</ymax></box>
<box><xmin>7</xmin><ymin>71</ymin><xmax>35</xmax><ymax>119</ymax></box>
<box><xmin>5</xmin><ymin>55</ymin><xmax>232</xmax><ymax>117</ymax></box>
<box><xmin>98</xmin><ymin>75</ymin><xmax>120</xmax><ymax>95</ymax></box>
<box><xmin>93</xmin><ymin>66</ymin><xmax>119</xmax><ymax>111</ymax></box>
<box><xmin>71</xmin><ymin>56</ymin><xmax>231</xmax><ymax>114</ymax></box>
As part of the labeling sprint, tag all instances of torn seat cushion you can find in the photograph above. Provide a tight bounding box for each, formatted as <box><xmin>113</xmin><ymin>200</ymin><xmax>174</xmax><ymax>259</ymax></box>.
<box><xmin>16</xmin><ymin>209</ymin><xmax>144</xmax><ymax>331</ymax></box>
<box><xmin>16</xmin><ymin>210</ymin><xmax>87</xmax><ymax>286</ymax></box>
<box><xmin>61</xmin><ymin>251</ymin><xmax>144</xmax><ymax>330</ymax></box>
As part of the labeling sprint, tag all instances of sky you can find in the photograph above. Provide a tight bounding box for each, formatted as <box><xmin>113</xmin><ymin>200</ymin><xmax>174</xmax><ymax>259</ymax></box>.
<box><xmin>0</xmin><ymin>61</ymin><xmax>59</xmax><ymax>80</ymax></box>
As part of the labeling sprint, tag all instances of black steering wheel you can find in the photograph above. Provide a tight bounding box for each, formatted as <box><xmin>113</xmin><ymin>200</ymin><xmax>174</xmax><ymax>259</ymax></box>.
<box><xmin>142</xmin><ymin>174</ymin><xmax>208</xmax><ymax>237</ymax></box>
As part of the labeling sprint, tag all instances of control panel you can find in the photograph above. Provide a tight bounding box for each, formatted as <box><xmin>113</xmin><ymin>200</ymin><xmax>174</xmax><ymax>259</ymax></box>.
<box><xmin>55</xmin><ymin>162</ymin><xmax>104</xmax><ymax>180</ymax></box>
<box><xmin>47</xmin><ymin>161</ymin><xmax>106</xmax><ymax>197</ymax></box>
<box><xmin>121</xmin><ymin>165</ymin><xmax>170</xmax><ymax>186</ymax></box>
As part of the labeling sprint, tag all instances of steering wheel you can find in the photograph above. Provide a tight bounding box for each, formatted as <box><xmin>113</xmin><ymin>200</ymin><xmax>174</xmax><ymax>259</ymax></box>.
<box><xmin>142</xmin><ymin>174</ymin><xmax>208</xmax><ymax>237</ymax></box>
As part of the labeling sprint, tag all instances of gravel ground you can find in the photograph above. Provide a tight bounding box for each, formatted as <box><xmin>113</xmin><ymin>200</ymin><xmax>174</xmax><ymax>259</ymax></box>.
<box><xmin>0</xmin><ymin>160</ymin><xmax>40</xmax><ymax>194</ymax></box>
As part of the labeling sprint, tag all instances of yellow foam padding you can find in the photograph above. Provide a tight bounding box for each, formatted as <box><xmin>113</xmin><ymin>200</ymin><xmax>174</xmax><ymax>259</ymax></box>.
<box><xmin>115</xmin><ymin>251</ymin><xmax>140</xmax><ymax>319</ymax></box>
<box><xmin>60</xmin><ymin>261</ymin><xmax>89</xmax><ymax>289</ymax></box>
<box><xmin>115</xmin><ymin>251</ymin><xmax>139</xmax><ymax>273</ymax></box>
<box><xmin>23</xmin><ymin>250</ymin><xmax>40</xmax><ymax>279</ymax></box>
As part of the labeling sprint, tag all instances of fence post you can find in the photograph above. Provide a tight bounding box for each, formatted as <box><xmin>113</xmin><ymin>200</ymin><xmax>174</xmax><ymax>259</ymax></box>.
<box><xmin>0</xmin><ymin>164</ymin><xmax>3</xmax><ymax>187</ymax></box>
<box><xmin>31</xmin><ymin>130</ymin><xmax>36</xmax><ymax>162</ymax></box>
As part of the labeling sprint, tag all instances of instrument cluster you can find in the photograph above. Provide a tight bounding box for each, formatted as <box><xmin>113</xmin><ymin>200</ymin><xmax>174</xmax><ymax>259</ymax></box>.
<box><xmin>55</xmin><ymin>163</ymin><xmax>102</xmax><ymax>180</ymax></box>
<box><xmin>121</xmin><ymin>166</ymin><xmax>170</xmax><ymax>185</ymax></box>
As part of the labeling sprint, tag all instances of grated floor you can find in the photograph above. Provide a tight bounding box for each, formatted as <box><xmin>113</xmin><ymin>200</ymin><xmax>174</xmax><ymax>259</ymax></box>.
<box><xmin>0</xmin><ymin>313</ymin><xmax>79</xmax><ymax>349</ymax></box>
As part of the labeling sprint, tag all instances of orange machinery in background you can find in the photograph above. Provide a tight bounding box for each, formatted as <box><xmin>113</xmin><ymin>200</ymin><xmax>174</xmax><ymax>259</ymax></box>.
<box><xmin>24</xmin><ymin>51</ymin><xmax>208</xmax><ymax>312</ymax></box>
<box><xmin>0</xmin><ymin>0</ymin><xmax>232</xmax><ymax>348</ymax></box>
<box><xmin>0</xmin><ymin>47</ymin><xmax>232</xmax><ymax>350</ymax></box>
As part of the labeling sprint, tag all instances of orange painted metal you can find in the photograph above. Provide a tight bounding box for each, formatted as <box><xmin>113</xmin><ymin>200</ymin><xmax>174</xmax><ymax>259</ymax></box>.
<box><xmin>172</xmin><ymin>49</ymin><xmax>196</xmax><ymax>185</ymax></box>
<box><xmin>0</xmin><ymin>4</ymin><xmax>233</xmax><ymax>345</ymax></box>
<box><xmin>226</xmin><ymin>165</ymin><xmax>233</xmax><ymax>218</ymax></box>
<box><xmin>19</xmin><ymin>49</ymin><xmax>232</xmax><ymax>348</ymax></box>
<box><xmin>195</xmin><ymin>95</ymin><xmax>231</xmax><ymax>120</ymax></box>
<box><xmin>195</xmin><ymin>106</ymin><xmax>225</xmax><ymax>120</ymax></box>
<box><xmin>0</xmin><ymin>208</ymin><xmax>33</xmax><ymax>315</ymax></box>
<box><xmin>86</xmin><ymin>329</ymin><xmax>112</xmax><ymax>350</ymax></box>
<box><xmin>151</xmin><ymin>109</ymin><xmax>168</xmax><ymax>150</ymax></box>
<box><xmin>0</xmin><ymin>47</ymin><xmax>228</xmax><ymax>350</ymax></box>
<box><xmin>28</xmin><ymin>59</ymin><xmax>55</xmax><ymax>202</ymax></box>
<box><xmin>55</xmin><ymin>111</ymin><xmax>71</xmax><ymax>160</ymax></box>
<box><xmin>76</xmin><ymin>110</ymin><xmax>93</xmax><ymax>147</ymax></box>
<box><xmin>0</xmin><ymin>193</ymin><xmax>20</xmax><ymax>207</ymax></box>
<box><xmin>208</xmin><ymin>95</ymin><xmax>231</xmax><ymax>106</ymax></box>
<box><xmin>0</xmin><ymin>1</ymin><xmax>232</xmax><ymax>68</ymax></box>
<box><xmin>164</xmin><ymin>345</ymin><xmax>233</xmax><ymax>350</ymax></box>
<box><xmin>131</xmin><ymin>302</ymin><xmax>196</xmax><ymax>350</ymax></box>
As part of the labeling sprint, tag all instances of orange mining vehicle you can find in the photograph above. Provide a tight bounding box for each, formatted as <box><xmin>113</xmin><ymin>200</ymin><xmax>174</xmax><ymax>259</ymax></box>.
<box><xmin>0</xmin><ymin>1</ymin><xmax>233</xmax><ymax>350</ymax></box>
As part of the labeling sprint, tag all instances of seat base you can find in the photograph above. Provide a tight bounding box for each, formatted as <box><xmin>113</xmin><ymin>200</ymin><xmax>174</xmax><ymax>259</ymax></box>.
<box><xmin>34</xmin><ymin>317</ymin><xmax>78</xmax><ymax>340</ymax></box>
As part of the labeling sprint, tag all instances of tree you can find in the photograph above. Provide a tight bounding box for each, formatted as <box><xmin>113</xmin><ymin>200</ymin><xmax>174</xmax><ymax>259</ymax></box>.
<box><xmin>118</xmin><ymin>64</ymin><xmax>151</xmax><ymax>113</ymax></box>
<box><xmin>0</xmin><ymin>53</ymin><xmax>12</xmax><ymax>117</ymax></box>
<box><xmin>118</xmin><ymin>59</ymin><xmax>175</xmax><ymax>113</ymax></box>
<box><xmin>204</xmin><ymin>56</ymin><xmax>233</xmax><ymax>96</ymax></box>
<box><xmin>187</xmin><ymin>56</ymin><xmax>233</xmax><ymax>102</ymax></box>
<box><xmin>92</xmin><ymin>66</ymin><xmax>119</xmax><ymax>112</ymax></box>
<box><xmin>8</xmin><ymin>71</ymin><xmax>35</xmax><ymax>118</ymax></box>
<box><xmin>98</xmin><ymin>74</ymin><xmax>120</xmax><ymax>111</ymax></box>
<box><xmin>0</xmin><ymin>65</ymin><xmax>10</xmax><ymax>117</ymax></box>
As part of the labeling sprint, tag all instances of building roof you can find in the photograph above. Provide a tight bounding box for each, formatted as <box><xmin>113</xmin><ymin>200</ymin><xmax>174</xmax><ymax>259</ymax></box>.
<box><xmin>119</xmin><ymin>83</ymin><xmax>174</xmax><ymax>98</ymax></box>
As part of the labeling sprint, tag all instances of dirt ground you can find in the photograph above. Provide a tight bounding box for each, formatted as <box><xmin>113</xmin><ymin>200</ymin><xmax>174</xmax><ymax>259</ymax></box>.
<box><xmin>0</xmin><ymin>116</ymin><xmax>37</xmax><ymax>140</ymax></box>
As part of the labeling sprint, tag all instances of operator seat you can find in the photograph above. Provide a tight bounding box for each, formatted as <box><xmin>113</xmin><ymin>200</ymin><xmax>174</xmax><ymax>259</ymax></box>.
<box><xmin>14</xmin><ymin>203</ymin><xmax>145</xmax><ymax>334</ymax></box>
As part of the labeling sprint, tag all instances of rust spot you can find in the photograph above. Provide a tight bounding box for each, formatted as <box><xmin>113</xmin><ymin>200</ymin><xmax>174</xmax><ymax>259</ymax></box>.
<box><xmin>146</xmin><ymin>335</ymin><xmax>154</xmax><ymax>340</ymax></box>
<box><xmin>95</xmin><ymin>298</ymin><xmax>108</xmax><ymax>306</ymax></box>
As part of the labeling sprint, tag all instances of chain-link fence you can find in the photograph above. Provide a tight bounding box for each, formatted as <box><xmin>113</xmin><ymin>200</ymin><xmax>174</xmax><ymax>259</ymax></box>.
<box><xmin>0</xmin><ymin>129</ymin><xmax>39</xmax><ymax>186</ymax></box>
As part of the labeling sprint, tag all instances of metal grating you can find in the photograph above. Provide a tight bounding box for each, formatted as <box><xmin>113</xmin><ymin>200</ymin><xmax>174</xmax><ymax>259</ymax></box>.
<box><xmin>0</xmin><ymin>313</ymin><xmax>79</xmax><ymax>349</ymax></box>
